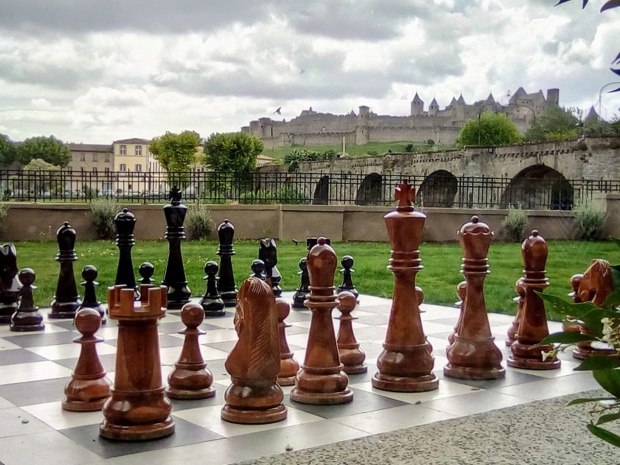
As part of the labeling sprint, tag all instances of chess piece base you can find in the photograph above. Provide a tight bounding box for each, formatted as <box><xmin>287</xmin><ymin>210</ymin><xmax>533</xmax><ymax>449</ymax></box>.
<box><xmin>444</xmin><ymin>364</ymin><xmax>505</xmax><ymax>380</ymax></box>
<box><xmin>221</xmin><ymin>404</ymin><xmax>287</xmax><ymax>424</ymax></box>
<box><xmin>507</xmin><ymin>356</ymin><xmax>561</xmax><ymax>370</ymax></box>
<box><xmin>343</xmin><ymin>364</ymin><xmax>367</xmax><ymax>375</ymax></box>
<box><xmin>165</xmin><ymin>387</ymin><xmax>215</xmax><ymax>400</ymax></box>
<box><xmin>292</xmin><ymin>293</ymin><xmax>307</xmax><ymax>309</ymax></box>
<box><xmin>204</xmin><ymin>309</ymin><xmax>226</xmax><ymax>317</ymax></box>
<box><xmin>371</xmin><ymin>372</ymin><xmax>438</xmax><ymax>392</ymax></box>
<box><xmin>99</xmin><ymin>418</ymin><xmax>175</xmax><ymax>441</ymax></box>
<box><xmin>0</xmin><ymin>310</ymin><xmax>16</xmax><ymax>324</ymax></box>
<box><xmin>572</xmin><ymin>343</ymin><xmax>615</xmax><ymax>360</ymax></box>
<box><xmin>10</xmin><ymin>322</ymin><xmax>45</xmax><ymax>332</ymax></box>
<box><xmin>504</xmin><ymin>338</ymin><xmax>515</xmax><ymax>347</ymax></box>
<box><xmin>48</xmin><ymin>301</ymin><xmax>81</xmax><ymax>319</ymax></box>
<box><xmin>290</xmin><ymin>388</ymin><xmax>353</xmax><ymax>405</ymax></box>
<box><xmin>62</xmin><ymin>377</ymin><xmax>112</xmax><ymax>411</ymax></box>
<box><xmin>166</xmin><ymin>299</ymin><xmax>191</xmax><ymax>310</ymax></box>
<box><xmin>508</xmin><ymin>342</ymin><xmax>561</xmax><ymax>370</ymax></box>
<box><xmin>62</xmin><ymin>397</ymin><xmax>107</xmax><ymax>412</ymax></box>
<box><xmin>276</xmin><ymin>375</ymin><xmax>296</xmax><ymax>386</ymax></box>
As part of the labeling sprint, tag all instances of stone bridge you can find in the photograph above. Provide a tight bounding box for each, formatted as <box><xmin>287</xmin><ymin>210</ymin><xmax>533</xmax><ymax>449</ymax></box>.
<box><xmin>259</xmin><ymin>137</ymin><xmax>620</xmax><ymax>209</ymax></box>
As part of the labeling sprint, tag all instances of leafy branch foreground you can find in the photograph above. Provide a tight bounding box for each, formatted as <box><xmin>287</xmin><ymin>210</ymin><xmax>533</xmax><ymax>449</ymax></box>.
<box><xmin>10</xmin><ymin>239</ymin><xmax>618</xmax><ymax>316</ymax></box>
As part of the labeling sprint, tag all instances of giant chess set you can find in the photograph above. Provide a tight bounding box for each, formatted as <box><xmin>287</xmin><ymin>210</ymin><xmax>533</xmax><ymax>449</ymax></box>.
<box><xmin>0</xmin><ymin>183</ymin><xmax>605</xmax><ymax>464</ymax></box>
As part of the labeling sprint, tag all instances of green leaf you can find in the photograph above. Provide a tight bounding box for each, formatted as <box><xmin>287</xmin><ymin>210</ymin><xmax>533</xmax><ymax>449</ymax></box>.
<box><xmin>612</xmin><ymin>265</ymin><xmax>620</xmax><ymax>291</ymax></box>
<box><xmin>603</xmin><ymin>291</ymin><xmax>620</xmax><ymax>308</ymax></box>
<box><xmin>537</xmin><ymin>293</ymin><xmax>588</xmax><ymax>317</ymax></box>
<box><xmin>575</xmin><ymin>356</ymin><xmax>620</xmax><ymax>371</ymax></box>
<box><xmin>593</xmin><ymin>369</ymin><xmax>620</xmax><ymax>397</ymax></box>
<box><xmin>539</xmin><ymin>331</ymin><xmax>596</xmax><ymax>345</ymax></box>
<box><xmin>568</xmin><ymin>397</ymin><xmax>615</xmax><ymax>405</ymax></box>
<box><xmin>580</xmin><ymin>307</ymin><xmax>619</xmax><ymax>337</ymax></box>
<box><xmin>587</xmin><ymin>423</ymin><xmax>620</xmax><ymax>448</ymax></box>
<box><xmin>597</xmin><ymin>412</ymin><xmax>620</xmax><ymax>426</ymax></box>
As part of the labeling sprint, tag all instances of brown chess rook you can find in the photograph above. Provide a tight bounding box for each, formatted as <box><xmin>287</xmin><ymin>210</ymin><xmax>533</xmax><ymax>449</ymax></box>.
<box><xmin>222</xmin><ymin>277</ymin><xmax>287</xmax><ymax>424</ymax></box>
<box><xmin>372</xmin><ymin>180</ymin><xmax>438</xmax><ymax>392</ymax></box>
<box><xmin>276</xmin><ymin>298</ymin><xmax>300</xmax><ymax>386</ymax></box>
<box><xmin>508</xmin><ymin>230</ymin><xmax>560</xmax><ymax>370</ymax></box>
<box><xmin>166</xmin><ymin>303</ymin><xmax>216</xmax><ymax>399</ymax></box>
<box><xmin>62</xmin><ymin>308</ymin><xmax>112</xmax><ymax>411</ymax></box>
<box><xmin>506</xmin><ymin>279</ymin><xmax>525</xmax><ymax>346</ymax></box>
<box><xmin>448</xmin><ymin>280</ymin><xmax>467</xmax><ymax>347</ymax></box>
<box><xmin>336</xmin><ymin>291</ymin><xmax>367</xmax><ymax>374</ymax></box>
<box><xmin>291</xmin><ymin>238</ymin><xmax>353</xmax><ymax>405</ymax></box>
<box><xmin>100</xmin><ymin>285</ymin><xmax>175</xmax><ymax>441</ymax></box>
<box><xmin>571</xmin><ymin>259</ymin><xmax>615</xmax><ymax>359</ymax></box>
<box><xmin>444</xmin><ymin>216</ymin><xmax>505</xmax><ymax>380</ymax></box>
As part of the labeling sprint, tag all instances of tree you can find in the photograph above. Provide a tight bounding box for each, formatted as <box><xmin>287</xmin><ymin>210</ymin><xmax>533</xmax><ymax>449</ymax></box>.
<box><xmin>149</xmin><ymin>130</ymin><xmax>201</xmax><ymax>186</ymax></box>
<box><xmin>203</xmin><ymin>132</ymin><xmax>264</xmax><ymax>174</ymax></box>
<box><xmin>0</xmin><ymin>134</ymin><xmax>17</xmax><ymax>167</ymax></box>
<box><xmin>456</xmin><ymin>113</ymin><xmax>523</xmax><ymax>146</ymax></box>
<box><xmin>11</xmin><ymin>158</ymin><xmax>62</xmax><ymax>198</ymax></box>
<box><xmin>16</xmin><ymin>135</ymin><xmax>70</xmax><ymax>168</ymax></box>
<box><xmin>526</xmin><ymin>105</ymin><xmax>580</xmax><ymax>141</ymax></box>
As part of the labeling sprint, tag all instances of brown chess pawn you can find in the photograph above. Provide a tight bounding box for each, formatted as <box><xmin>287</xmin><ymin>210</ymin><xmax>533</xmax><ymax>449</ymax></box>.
<box><xmin>10</xmin><ymin>268</ymin><xmax>45</xmax><ymax>332</ymax></box>
<box><xmin>291</xmin><ymin>238</ymin><xmax>353</xmax><ymax>405</ymax></box>
<box><xmin>508</xmin><ymin>230</ymin><xmax>560</xmax><ymax>370</ymax></box>
<box><xmin>372</xmin><ymin>180</ymin><xmax>438</xmax><ymax>392</ymax></box>
<box><xmin>506</xmin><ymin>279</ymin><xmax>525</xmax><ymax>346</ymax></box>
<box><xmin>447</xmin><ymin>281</ymin><xmax>467</xmax><ymax>347</ymax></box>
<box><xmin>222</xmin><ymin>277</ymin><xmax>287</xmax><ymax>424</ymax></box>
<box><xmin>166</xmin><ymin>302</ymin><xmax>216</xmax><ymax>399</ymax></box>
<box><xmin>276</xmin><ymin>298</ymin><xmax>300</xmax><ymax>386</ymax></box>
<box><xmin>100</xmin><ymin>285</ymin><xmax>175</xmax><ymax>440</ymax></box>
<box><xmin>62</xmin><ymin>308</ymin><xmax>112</xmax><ymax>411</ymax></box>
<box><xmin>336</xmin><ymin>291</ymin><xmax>367</xmax><ymax>374</ymax></box>
<box><xmin>444</xmin><ymin>216</ymin><xmax>505</xmax><ymax>380</ymax></box>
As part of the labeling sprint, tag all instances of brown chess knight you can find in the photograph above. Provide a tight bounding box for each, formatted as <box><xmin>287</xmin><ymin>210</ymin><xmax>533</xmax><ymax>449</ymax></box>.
<box><xmin>222</xmin><ymin>277</ymin><xmax>286</xmax><ymax>424</ymax></box>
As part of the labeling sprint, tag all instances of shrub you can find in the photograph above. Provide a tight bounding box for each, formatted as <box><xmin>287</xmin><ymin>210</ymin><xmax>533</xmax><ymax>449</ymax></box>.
<box><xmin>239</xmin><ymin>190</ymin><xmax>274</xmax><ymax>204</ymax></box>
<box><xmin>367</xmin><ymin>150</ymin><xmax>378</xmax><ymax>156</ymax></box>
<box><xmin>0</xmin><ymin>203</ymin><xmax>7</xmax><ymax>234</ymax></box>
<box><xmin>186</xmin><ymin>203</ymin><xmax>215</xmax><ymax>240</ymax></box>
<box><xmin>573</xmin><ymin>203</ymin><xmax>607</xmax><ymax>241</ymax></box>
<box><xmin>404</xmin><ymin>143</ymin><xmax>415</xmax><ymax>153</ymax></box>
<box><xmin>502</xmin><ymin>207</ymin><xmax>528</xmax><ymax>242</ymax></box>
<box><xmin>90</xmin><ymin>198</ymin><xmax>120</xmax><ymax>240</ymax></box>
<box><xmin>276</xmin><ymin>187</ymin><xmax>306</xmax><ymax>204</ymax></box>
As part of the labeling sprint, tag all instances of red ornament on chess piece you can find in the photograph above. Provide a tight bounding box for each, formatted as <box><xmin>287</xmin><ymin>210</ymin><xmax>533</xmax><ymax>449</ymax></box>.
<box><xmin>508</xmin><ymin>231</ymin><xmax>560</xmax><ymax>370</ymax></box>
<box><xmin>444</xmin><ymin>216</ymin><xmax>504</xmax><ymax>380</ymax></box>
<box><xmin>372</xmin><ymin>180</ymin><xmax>438</xmax><ymax>392</ymax></box>
<box><xmin>62</xmin><ymin>308</ymin><xmax>111</xmax><ymax>411</ymax></box>
<box><xmin>336</xmin><ymin>291</ymin><xmax>367</xmax><ymax>374</ymax></box>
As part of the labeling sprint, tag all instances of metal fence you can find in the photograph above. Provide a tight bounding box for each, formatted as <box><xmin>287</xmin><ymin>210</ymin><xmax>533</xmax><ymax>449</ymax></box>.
<box><xmin>1</xmin><ymin>169</ymin><xmax>619</xmax><ymax>210</ymax></box>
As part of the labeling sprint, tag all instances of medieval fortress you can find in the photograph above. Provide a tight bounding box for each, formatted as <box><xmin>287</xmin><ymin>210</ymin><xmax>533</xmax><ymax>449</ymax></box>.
<box><xmin>242</xmin><ymin>87</ymin><xmax>559</xmax><ymax>149</ymax></box>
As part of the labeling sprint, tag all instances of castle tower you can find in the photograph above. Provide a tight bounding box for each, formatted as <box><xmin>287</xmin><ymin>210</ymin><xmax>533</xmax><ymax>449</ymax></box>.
<box><xmin>410</xmin><ymin>93</ymin><xmax>424</xmax><ymax>116</ymax></box>
<box><xmin>546</xmin><ymin>88</ymin><xmax>559</xmax><ymax>106</ymax></box>
<box><xmin>429</xmin><ymin>98</ymin><xmax>439</xmax><ymax>116</ymax></box>
<box><xmin>455</xmin><ymin>94</ymin><xmax>466</xmax><ymax>120</ymax></box>
<box><xmin>356</xmin><ymin>106</ymin><xmax>370</xmax><ymax>145</ymax></box>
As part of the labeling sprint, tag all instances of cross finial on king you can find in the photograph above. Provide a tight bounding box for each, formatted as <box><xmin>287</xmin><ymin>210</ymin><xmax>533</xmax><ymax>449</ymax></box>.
<box><xmin>395</xmin><ymin>179</ymin><xmax>415</xmax><ymax>210</ymax></box>
<box><xmin>169</xmin><ymin>186</ymin><xmax>182</xmax><ymax>205</ymax></box>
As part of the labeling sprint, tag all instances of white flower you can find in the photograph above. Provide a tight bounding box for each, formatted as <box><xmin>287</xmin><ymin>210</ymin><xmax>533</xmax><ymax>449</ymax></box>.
<box><xmin>602</xmin><ymin>318</ymin><xmax>614</xmax><ymax>342</ymax></box>
<box><xmin>541</xmin><ymin>350</ymin><xmax>555</xmax><ymax>362</ymax></box>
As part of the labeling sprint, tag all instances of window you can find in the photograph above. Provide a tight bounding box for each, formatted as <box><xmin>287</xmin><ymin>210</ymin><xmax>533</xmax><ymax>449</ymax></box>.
<box><xmin>120</xmin><ymin>145</ymin><xmax>127</xmax><ymax>155</ymax></box>
<box><xmin>80</xmin><ymin>153</ymin><xmax>86</xmax><ymax>161</ymax></box>
<box><xmin>135</xmin><ymin>164</ymin><xmax>142</xmax><ymax>172</ymax></box>
<box><xmin>92</xmin><ymin>153</ymin><xmax>98</xmax><ymax>162</ymax></box>
<box><xmin>104</xmin><ymin>168</ymin><xmax>110</xmax><ymax>174</ymax></box>
<box><xmin>120</xmin><ymin>164</ymin><xmax>126</xmax><ymax>172</ymax></box>
<box><xmin>105</xmin><ymin>154</ymin><xmax>110</xmax><ymax>163</ymax></box>
<box><xmin>135</xmin><ymin>145</ymin><xmax>142</xmax><ymax>156</ymax></box>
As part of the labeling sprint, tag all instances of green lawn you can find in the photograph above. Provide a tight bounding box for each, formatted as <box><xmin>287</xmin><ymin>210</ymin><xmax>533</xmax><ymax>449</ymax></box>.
<box><xmin>9</xmin><ymin>239</ymin><xmax>618</xmax><ymax>318</ymax></box>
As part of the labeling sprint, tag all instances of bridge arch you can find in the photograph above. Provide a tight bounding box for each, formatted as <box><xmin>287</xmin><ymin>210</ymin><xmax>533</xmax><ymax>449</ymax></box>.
<box><xmin>417</xmin><ymin>170</ymin><xmax>458</xmax><ymax>207</ymax></box>
<box><xmin>502</xmin><ymin>165</ymin><xmax>573</xmax><ymax>210</ymax></box>
<box><xmin>355</xmin><ymin>173</ymin><xmax>383</xmax><ymax>205</ymax></box>
<box><xmin>313</xmin><ymin>175</ymin><xmax>329</xmax><ymax>205</ymax></box>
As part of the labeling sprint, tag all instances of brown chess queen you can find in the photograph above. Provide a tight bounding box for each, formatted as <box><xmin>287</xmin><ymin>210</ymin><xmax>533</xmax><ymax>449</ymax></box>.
<box><xmin>372</xmin><ymin>180</ymin><xmax>438</xmax><ymax>392</ymax></box>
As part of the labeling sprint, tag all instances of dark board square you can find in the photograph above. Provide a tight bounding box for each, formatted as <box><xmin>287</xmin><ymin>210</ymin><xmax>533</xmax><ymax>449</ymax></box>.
<box><xmin>0</xmin><ymin>349</ymin><xmax>48</xmax><ymax>366</ymax></box>
<box><xmin>0</xmin><ymin>377</ymin><xmax>71</xmax><ymax>406</ymax></box>
<box><xmin>3</xmin><ymin>331</ymin><xmax>78</xmax><ymax>348</ymax></box>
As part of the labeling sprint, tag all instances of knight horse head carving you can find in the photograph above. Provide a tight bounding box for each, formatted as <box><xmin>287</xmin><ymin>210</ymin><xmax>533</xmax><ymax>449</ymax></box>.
<box><xmin>0</xmin><ymin>243</ymin><xmax>19</xmax><ymax>289</ymax></box>
<box><xmin>577</xmin><ymin>259</ymin><xmax>615</xmax><ymax>306</ymax></box>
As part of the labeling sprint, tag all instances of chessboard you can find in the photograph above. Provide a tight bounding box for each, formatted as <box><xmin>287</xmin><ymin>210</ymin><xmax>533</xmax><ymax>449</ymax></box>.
<box><xmin>0</xmin><ymin>292</ymin><xmax>598</xmax><ymax>465</ymax></box>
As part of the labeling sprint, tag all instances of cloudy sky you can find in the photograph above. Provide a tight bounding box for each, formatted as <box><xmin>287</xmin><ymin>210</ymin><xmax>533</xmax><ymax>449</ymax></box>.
<box><xmin>0</xmin><ymin>0</ymin><xmax>618</xmax><ymax>144</ymax></box>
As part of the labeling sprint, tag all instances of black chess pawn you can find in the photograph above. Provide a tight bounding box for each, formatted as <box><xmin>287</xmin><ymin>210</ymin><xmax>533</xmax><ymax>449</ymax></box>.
<box><xmin>217</xmin><ymin>219</ymin><xmax>237</xmax><ymax>307</ymax></box>
<box><xmin>251</xmin><ymin>259</ymin><xmax>266</xmax><ymax>280</ymax></box>
<box><xmin>10</xmin><ymin>268</ymin><xmax>44</xmax><ymax>332</ymax></box>
<box><xmin>259</xmin><ymin>238</ymin><xmax>282</xmax><ymax>297</ymax></box>
<box><xmin>337</xmin><ymin>255</ymin><xmax>359</xmax><ymax>300</ymax></box>
<box><xmin>49</xmin><ymin>222</ymin><xmax>81</xmax><ymax>319</ymax></box>
<box><xmin>78</xmin><ymin>265</ymin><xmax>106</xmax><ymax>323</ymax></box>
<box><xmin>199</xmin><ymin>261</ymin><xmax>226</xmax><ymax>317</ymax></box>
<box><xmin>0</xmin><ymin>243</ymin><xmax>22</xmax><ymax>324</ymax></box>
<box><xmin>292</xmin><ymin>258</ymin><xmax>310</xmax><ymax>309</ymax></box>
<box><xmin>114</xmin><ymin>209</ymin><xmax>137</xmax><ymax>297</ymax></box>
<box><xmin>162</xmin><ymin>187</ymin><xmax>191</xmax><ymax>309</ymax></box>
<box><xmin>138</xmin><ymin>262</ymin><xmax>155</xmax><ymax>285</ymax></box>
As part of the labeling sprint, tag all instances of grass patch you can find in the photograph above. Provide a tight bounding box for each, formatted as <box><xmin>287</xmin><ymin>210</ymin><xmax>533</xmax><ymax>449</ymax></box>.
<box><xmin>10</xmin><ymin>239</ymin><xmax>619</xmax><ymax>318</ymax></box>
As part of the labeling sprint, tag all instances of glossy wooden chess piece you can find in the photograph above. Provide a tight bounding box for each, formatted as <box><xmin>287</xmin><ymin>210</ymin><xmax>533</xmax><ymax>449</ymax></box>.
<box><xmin>62</xmin><ymin>308</ymin><xmax>112</xmax><ymax>411</ymax></box>
<box><xmin>291</xmin><ymin>238</ymin><xmax>353</xmax><ymax>405</ymax></box>
<box><xmin>292</xmin><ymin>258</ymin><xmax>310</xmax><ymax>309</ymax></box>
<box><xmin>217</xmin><ymin>219</ymin><xmax>237</xmax><ymax>307</ymax></box>
<box><xmin>445</xmin><ymin>216</ymin><xmax>505</xmax><ymax>380</ymax></box>
<box><xmin>448</xmin><ymin>281</ymin><xmax>467</xmax><ymax>347</ymax></box>
<box><xmin>114</xmin><ymin>209</ymin><xmax>137</xmax><ymax>296</ymax></box>
<box><xmin>166</xmin><ymin>303</ymin><xmax>215</xmax><ymax>399</ymax></box>
<box><xmin>100</xmin><ymin>284</ymin><xmax>174</xmax><ymax>440</ymax></box>
<box><xmin>508</xmin><ymin>230</ymin><xmax>560</xmax><ymax>370</ymax></box>
<box><xmin>571</xmin><ymin>259</ymin><xmax>615</xmax><ymax>359</ymax></box>
<box><xmin>336</xmin><ymin>291</ymin><xmax>367</xmax><ymax>374</ymax></box>
<box><xmin>78</xmin><ymin>265</ymin><xmax>106</xmax><ymax>323</ymax></box>
<box><xmin>0</xmin><ymin>243</ymin><xmax>21</xmax><ymax>323</ymax></box>
<box><xmin>222</xmin><ymin>277</ymin><xmax>287</xmax><ymax>424</ymax></box>
<box><xmin>506</xmin><ymin>279</ymin><xmax>525</xmax><ymax>346</ymax></box>
<box><xmin>337</xmin><ymin>256</ymin><xmax>359</xmax><ymax>301</ymax></box>
<box><xmin>276</xmin><ymin>298</ymin><xmax>300</xmax><ymax>386</ymax></box>
<box><xmin>372</xmin><ymin>180</ymin><xmax>438</xmax><ymax>392</ymax></box>
<box><xmin>49</xmin><ymin>222</ymin><xmax>81</xmax><ymax>319</ymax></box>
<box><xmin>162</xmin><ymin>187</ymin><xmax>191</xmax><ymax>309</ymax></box>
<box><xmin>199</xmin><ymin>261</ymin><xmax>226</xmax><ymax>317</ymax></box>
<box><xmin>10</xmin><ymin>268</ymin><xmax>44</xmax><ymax>332</ymax></box>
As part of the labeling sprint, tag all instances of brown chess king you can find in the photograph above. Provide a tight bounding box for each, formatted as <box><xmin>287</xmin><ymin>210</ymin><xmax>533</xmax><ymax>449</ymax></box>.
<box><xmin>372</xmin><ymin>180</ymin><xmax>438</xmax><ymax>392</ymax></box>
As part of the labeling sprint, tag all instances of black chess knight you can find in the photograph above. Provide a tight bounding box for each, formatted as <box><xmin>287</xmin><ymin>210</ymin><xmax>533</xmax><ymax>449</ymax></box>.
<box><xmin>0</xmin><ymin>243</ymin><xmax>21</xmax><ymax>324</ymax></box>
